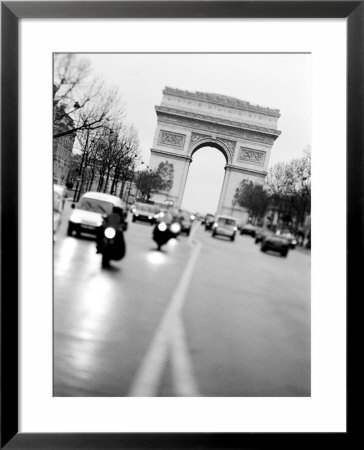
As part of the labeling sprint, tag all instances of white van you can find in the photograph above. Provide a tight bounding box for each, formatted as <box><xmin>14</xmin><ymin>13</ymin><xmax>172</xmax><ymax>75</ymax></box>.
<box><xmin>67</xmin><ymin>191</ymin><xmax>125</xmax><ymax>237</ymax></box>
<box><xmin>212</xmin><ymin>215</ymin><xmax>238</xmax><ymax>241</ymax></box>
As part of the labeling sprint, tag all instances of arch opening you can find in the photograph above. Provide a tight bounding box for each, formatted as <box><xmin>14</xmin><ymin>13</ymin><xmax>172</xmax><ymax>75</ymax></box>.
<box><xmin>181</xmin><ymin>146</ymin><xmax>226</xmax><ymax>215</ymax></box>
<box><xmin>190</xmin><ymin>141</ymin><xmax>230</xmax><ymax>165</ymax></box>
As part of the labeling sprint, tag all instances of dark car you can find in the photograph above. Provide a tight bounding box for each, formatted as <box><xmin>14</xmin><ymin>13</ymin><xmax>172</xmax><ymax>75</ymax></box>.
<box><xmin>175</xmin><ymin>210</ymin><xmax>194</xmax><ymax>236</ymax></box>
<box><xmin>277</xmin><ymin>230</ymin><xmax>298</xmax><ymax>249</ymax></box>
<box><xmin>240</xmin><ymin>223</ymin><xmax>257</xmax><ymax>237</ymax></box>
<box><xmin>261</xmin><ymin>234</ymin><xmax>290</xmax><ymax>257</ymax></box>
<box><xmin>255</xmin><ymin>228</ymin><xmax>273</xmax><ymax>244</ymax></box>
<box><xmin>131</xmin><ymin>202</ymin><xmax>160</xmax><ymax>224</ymax></box>
<box><xmin>204</xmin><ymin>213</ymin><xmax>215</xmax><ymax>230</ymax></box>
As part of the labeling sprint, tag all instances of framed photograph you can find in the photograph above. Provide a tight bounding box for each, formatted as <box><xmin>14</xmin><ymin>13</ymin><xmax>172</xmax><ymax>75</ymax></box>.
<box><xmin>1</xmin><ymin>1</ymin><xmax>360</xmax><ymax>448</ymax></box>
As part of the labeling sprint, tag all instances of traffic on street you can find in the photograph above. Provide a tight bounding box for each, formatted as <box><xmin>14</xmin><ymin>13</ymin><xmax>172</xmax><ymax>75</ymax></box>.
<box><xmin>54</xmin><ymin>200</ymin><xmax>310</xmax><ymax>397</ymax></box>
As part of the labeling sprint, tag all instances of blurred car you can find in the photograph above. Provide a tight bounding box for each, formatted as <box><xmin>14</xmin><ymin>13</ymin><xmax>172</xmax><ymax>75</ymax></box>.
<box><xmin>53</xmin><ymin>185</ymin><xmax>67</xmax><ymax>238</ymax></box>
<box><xmin>68</xmin><ymin>191</ymin><xmax>125</xmax><ymax>237</ymax></box>
<box><xmin>204</xmin><ymin>213</ymin><xmax>216</xmax><ymax>230</ymax></box>
<box><xmin>212</xmin><ymin>215</ymin><xmax>238</xmax><ymax>241</ymax></box>
<box><xmin>131</xmin><ymin>202</ymin><xmax>160</xmax><ymax>224</ymax></box>
<box><xmin>240</xmin><ymin>223</ymin><xmax>257</xmax><ymax>237</ymax></box>
<box><xmin>255</xmin><ymin>228</ymin><xmax>273</xmax><ymax>244</ymax></box>
<box><xmin>276</xmin><ymin>229</ymin><xmax>298</xmax><ymax>249</ymax></box>
<box><xmin>175</xmin><ymin>210</ymin><xmax>195</xmax><ymax>236</ymax></box>
<box><xmin>261</xmin><ymin>234</ymin><xmax>290</xmax><ymax>257</ymax></box>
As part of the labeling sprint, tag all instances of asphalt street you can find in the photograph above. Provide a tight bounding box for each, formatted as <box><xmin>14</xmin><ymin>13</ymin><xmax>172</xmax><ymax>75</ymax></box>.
<box><xmin>54</xmin><ymin>204</ymin><xmax>310</xmax><ymax>397</ymax></box>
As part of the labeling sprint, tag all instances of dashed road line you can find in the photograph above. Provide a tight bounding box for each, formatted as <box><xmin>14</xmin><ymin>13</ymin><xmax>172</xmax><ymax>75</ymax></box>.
<box><xmin>170</xmin><ymin>315</ymin><xmax>199</xmax><ymax>396</ymax></box>
<box><xmin>128</xmin><ymin>239</ymin><xmax>202</xmax><ymax>397</ymax></box>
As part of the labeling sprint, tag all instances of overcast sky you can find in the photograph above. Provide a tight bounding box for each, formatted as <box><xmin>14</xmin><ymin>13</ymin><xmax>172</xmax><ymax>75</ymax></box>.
<box><xmin>78</xmin><ymin>53</ymin><xmax>311</xmax><ymax>213</ymax></box>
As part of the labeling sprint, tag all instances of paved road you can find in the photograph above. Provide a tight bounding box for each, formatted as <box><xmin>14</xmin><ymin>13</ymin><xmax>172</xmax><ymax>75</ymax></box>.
<box><xmin>54</xmin><ymin>206</ymin><xmax>310</xmax><ymax>397</ymax></box>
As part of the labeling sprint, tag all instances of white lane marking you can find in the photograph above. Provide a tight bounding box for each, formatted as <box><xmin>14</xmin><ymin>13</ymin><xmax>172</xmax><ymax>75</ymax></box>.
<box><xmin>188</xmin><ymin>221</ymin><xmax>200</xmax><ymax>245</ymax></box>
<box><xmin>128</xmin><ymin>241</ymin><xmax>202</xmax><ymax>396</ymax></box>
<box><xmin>170</xmin><ymin>316</ymin><xmax>200</xmax><ymax>396</ymax></box>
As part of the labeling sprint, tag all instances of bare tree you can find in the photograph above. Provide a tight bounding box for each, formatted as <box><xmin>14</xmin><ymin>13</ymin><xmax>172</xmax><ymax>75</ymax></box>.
<box><xmin>53</xmin><ymin>54</ymin><xmax>126</xmax><ymax>139</ymax></box>
<box><xmin>234</xmin><ymin>180</ymin><xmax>270</xmax><ymax>223</ymax></box>
<box><xmin>53</xmin><ymin>54</ymin><xmax>91</xmax><ymax>108</ymax></box>
<box><xmin>266</xmin><ymin>148</ymin><xmax>311</xmax><ymax>229</ymax></box>
<box><xmin>135</xmin><ymin>170</ymin><xmax>162</xmax><ymax>202</ymax></box>
<box><xmin>113</xmin><ymin>126</ymin><xmax>140</xmax><ymax>198</ymax></box>
<box><xmin>266</xmin><ymin>162</ymin><xmax>290</xmax><ymax>224</ymax></box>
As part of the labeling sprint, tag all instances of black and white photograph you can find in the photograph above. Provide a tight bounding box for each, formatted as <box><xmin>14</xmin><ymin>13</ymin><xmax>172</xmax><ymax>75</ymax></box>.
<box><xmin>53</xmin><ymin>53</ymin><xmax>311</xmax><ymax>398</ymax></box>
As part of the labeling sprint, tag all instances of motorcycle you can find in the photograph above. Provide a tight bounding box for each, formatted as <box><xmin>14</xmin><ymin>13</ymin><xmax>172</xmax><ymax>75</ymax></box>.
<box><xmin>152</xmin><ymin>220</ymin><xmax>181</xmax><ymax>251</ymax></box>
<box><xmin>99</xmin><ymin>225</ymin><xmax>126</xmax><ymax>267</ymax></box>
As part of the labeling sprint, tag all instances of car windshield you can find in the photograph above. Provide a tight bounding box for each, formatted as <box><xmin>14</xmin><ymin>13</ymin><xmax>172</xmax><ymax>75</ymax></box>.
<box><xmin>135</xmin><ymin>203</ymin><xmax>158</xmax><ymax>213</ymax></box>
<box><xmin>218</xmin><ymin>218</ymin><xmax>236</xmax><ymax>226</ymax></box>
<box><xmin>77</xmin><ymin>198</ymin><xmax>114</xmax><ymax>215</ymax></box>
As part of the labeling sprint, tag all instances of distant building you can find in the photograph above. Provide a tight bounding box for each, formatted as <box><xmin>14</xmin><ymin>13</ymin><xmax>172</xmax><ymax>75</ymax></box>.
<box><xmin>53</xmin><ymin>103</ymin><xmax>76</xmax><ymax>185</ymax></box>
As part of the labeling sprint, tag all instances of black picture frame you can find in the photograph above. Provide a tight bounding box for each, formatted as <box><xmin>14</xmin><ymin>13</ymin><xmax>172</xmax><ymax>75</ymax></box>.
<box><xmin>1</xmin><ymin>1</ymin><xmax>360</xmax><ymax>448</ymax></box>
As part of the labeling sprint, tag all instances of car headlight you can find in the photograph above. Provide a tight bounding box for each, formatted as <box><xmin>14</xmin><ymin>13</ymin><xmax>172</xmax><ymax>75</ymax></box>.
<box><xmin>170</xmin><ymin>222</ymin><xmax>181</xmax><ymax>234</ymax></box>
<box><xmin>190</xmin><ymin>215</ymin><xmax>195</xmax><ymax>220</ymax></box>
<box><xmin>148</xmin><ymin>216</ymin><xmax>153</xmax><ymax>220</ymax></box>
<box><xmin>131</xmin><ymin>208</ymin><xmax>136</xmax><ymax>213</ymax></box>
<box><xmin>70</xmin><ymin>214</ymin><xmax>81</xmax><ymax>224</ymax></box>
<box><xmin>213</xmin><ymin>223</ymin><xmax>218</xmax><ymax>228</ymax></box>
<box><xmin>292</xmin><ymin>239</ymin><xmax>297</xmax><ymax>245</ymax></box>
<box><xmin>233</xmin><ymin>226</ymin><xmax>238</xmax><ymax>231</ymax></box>
<box><xmin>158</xmin><ymin>222</ymin><xmax>167</xmax><ymax>232</ymax></box>
<box><xmin>104</xmin><ymin>227</ymin><xmax>116</xmax><ymax>239</ymax></box>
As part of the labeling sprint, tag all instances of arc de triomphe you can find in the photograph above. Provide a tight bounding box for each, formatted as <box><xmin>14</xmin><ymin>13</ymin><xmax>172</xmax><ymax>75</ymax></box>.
<box><xmin>149</xmin><ymin>87</ymin><xmax>281</xmax><ymax>218</ymax></box>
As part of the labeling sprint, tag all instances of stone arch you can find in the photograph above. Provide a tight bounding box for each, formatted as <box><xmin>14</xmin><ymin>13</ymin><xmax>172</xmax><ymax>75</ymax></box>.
<box><xmin>149</xmin><ymin>87</ymin><xmax>281</xmax><ymax>218</ymax></box>
<box><xmin>188</xmin><ymin>137</ymin><xmax>232</xmax><ymax>166</ymax></box>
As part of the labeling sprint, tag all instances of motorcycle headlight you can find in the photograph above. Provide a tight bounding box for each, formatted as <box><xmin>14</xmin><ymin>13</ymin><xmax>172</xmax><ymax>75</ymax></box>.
<box><xmin>158</xmin><ymin>222</ymin><xmax>167</xmax><ymax>232</ymax></box>
<box><xmin>104</xmin><ymin>227</ymin><xmax>116</xmax><ymax>239</ymax></box>
<box><xmin>131</xmin><ymin>208</ymin><xmax>136</xmax><ymax>213</ymax></box>
<box><xmin>170</xmin><ymin>222</ymin><xmax>181</xmax><ymax>234</ymax></box>
<box><xmin>292</xmin><ymin>239</ymin><xmax>297</xmax><ymax>245</ymax></box>
<box><xmin>148</xmin><ymin>216</ymin><xmax>152</xmax><ymax>220</ymax></box>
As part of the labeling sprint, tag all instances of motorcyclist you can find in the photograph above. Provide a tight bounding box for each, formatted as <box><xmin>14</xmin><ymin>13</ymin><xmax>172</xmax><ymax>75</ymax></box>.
<box><xmin>152</xmin><ymin>208</ymin><xmax>175</xmax><ymax>251</ymax></box>
<box><xmin>96</xmin><ymin>206</ymin><xmax>126</xmax><ymax>255</ymax></box>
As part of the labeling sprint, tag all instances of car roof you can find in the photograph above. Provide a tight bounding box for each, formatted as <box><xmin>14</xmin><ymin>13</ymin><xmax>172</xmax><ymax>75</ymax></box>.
<box><xmin>80</xmin><ymin>191</ymin><xmax>124</xmax><ymax>206</ymax></box>
<box><xmin>216</xmin><ymin>215</ymin><xmax>237</xmax><ymax>221</ymax></box>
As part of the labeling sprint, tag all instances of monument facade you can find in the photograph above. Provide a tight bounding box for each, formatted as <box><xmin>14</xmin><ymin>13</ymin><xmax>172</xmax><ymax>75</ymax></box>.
<box><xmin>149</xmin><ymin>87</ymin><xmax>281</xmax><ymax>219</ymax></box>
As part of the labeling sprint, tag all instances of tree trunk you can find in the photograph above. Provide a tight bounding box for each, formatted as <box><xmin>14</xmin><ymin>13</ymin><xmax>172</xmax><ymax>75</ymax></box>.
<box><xmin>104</xmin><ymin>168</ymin><xmax>111</xmax><ymax>193</ymax></box>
